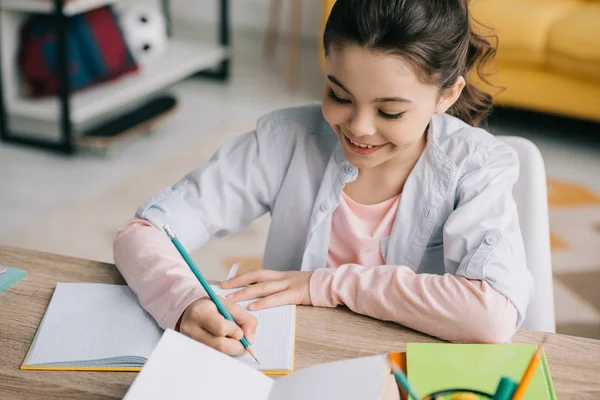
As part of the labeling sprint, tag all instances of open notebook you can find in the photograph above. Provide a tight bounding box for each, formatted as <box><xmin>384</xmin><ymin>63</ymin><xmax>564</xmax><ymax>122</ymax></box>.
<box><xmin>21</xmin><ymin>283</ymin><xmax>296</xmax><ymax>374</ymax></box>
<box><xmin>124</xmin><ymin>329</ymin><xmax>397</xmax><ymax>400</ymax></box>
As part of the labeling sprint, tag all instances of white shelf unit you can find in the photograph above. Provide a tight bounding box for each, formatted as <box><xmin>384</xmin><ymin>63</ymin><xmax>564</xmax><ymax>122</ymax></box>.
<box><xmin>0</xmin><ymin>0</ymin><xmax>120</xmax><ymax>16</ymax></box>
<box><xmin>8</xmin><ymin>40</ymin><xmax>226</xmax><ymax>130</ymax></box>
<box><xmin>0</xmin><ymin>0</ymin><xmax>230</xmax><ymax>152</ymax></box>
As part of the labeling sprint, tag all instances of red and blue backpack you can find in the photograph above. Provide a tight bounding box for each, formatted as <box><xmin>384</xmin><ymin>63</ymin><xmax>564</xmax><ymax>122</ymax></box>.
<box><xmin>19</xmin><ymin>6</ymin><xmax>138</xmax><ymax>98</ymax></box>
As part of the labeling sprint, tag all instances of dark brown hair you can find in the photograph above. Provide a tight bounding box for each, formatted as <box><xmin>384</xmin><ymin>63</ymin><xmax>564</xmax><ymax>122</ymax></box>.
<box><xmin>323</xmin><ymin>0</ymin><xmax>498</xmax><ymax>126</ymax></box>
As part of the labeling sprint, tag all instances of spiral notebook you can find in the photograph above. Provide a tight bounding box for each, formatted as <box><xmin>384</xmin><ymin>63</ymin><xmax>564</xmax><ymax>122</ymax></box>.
<box><xmin>21</xmin><ymin>283</ymin><xmax>296</xmax><ymax>374</ymax></box>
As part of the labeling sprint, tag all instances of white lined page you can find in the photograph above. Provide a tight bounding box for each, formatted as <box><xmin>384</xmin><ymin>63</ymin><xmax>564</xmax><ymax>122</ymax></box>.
<box><xmin>24</xmin><ymin>283</ymin><xmax>163</xmax><ymax>366</ymax></box>
<box><xmin>24</xmin><ymin>282</ymin><xmax>295</xmax><ymax>372</ymax></box>
<box><xmin>211</xmin><ymin>285</ymin><xmax>296</xmax><ymax>372</ymax></box>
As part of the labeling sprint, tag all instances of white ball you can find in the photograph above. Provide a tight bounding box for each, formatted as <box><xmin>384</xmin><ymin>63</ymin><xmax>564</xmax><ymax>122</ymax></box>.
<box><xmin>119</xmin><ymin>5</ymin><xmax>168</xmax><ymax>65</ymax></box>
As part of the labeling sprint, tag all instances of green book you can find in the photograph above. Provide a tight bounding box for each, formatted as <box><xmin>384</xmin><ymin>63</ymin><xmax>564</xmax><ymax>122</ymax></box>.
<box><xmin>406</xmin><ymin>343</ymin><xmax>557</xmax><ymax>399</ymax></box>
<box><xmin>0</xmin><ymin>265</ymin><xmax>26</xmax><ymax>293</ymax></box>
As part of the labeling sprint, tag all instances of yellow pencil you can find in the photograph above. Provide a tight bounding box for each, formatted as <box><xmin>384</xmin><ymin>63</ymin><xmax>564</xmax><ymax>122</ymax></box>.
<box><xmin>511</xmin><ymin>344</ymin><xmax>544</xmax><ymax>400</ymax></box>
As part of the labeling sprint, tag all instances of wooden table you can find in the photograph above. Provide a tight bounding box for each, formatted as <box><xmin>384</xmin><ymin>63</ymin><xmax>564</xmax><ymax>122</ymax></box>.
<box><xmin>1</xmin><ymin>245</ymin><xmax>600</xmax><ymax>399</ymax></box>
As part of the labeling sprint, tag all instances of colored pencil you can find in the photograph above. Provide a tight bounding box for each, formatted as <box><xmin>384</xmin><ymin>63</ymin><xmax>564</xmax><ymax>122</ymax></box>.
<box><xmin>511</xmin><ymin>345</ymin><xmax>544</xmax><ymax>400</ymax></box>
<box><xmin>389</xmin><ymin>354</ymin><xmax>421</xmax><ymax>400</ymax></box>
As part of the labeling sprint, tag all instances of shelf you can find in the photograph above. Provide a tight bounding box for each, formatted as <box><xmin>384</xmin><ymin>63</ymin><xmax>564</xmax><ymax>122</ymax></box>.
<box><xmin>7</xmin><ymin>39</ymin><xmax>227</xmax><ymax>126</ymax></box>
<box><xmin>0</xmin><ymin>0</ymin><xmax>119</xmax><ymax>16</ymax></box>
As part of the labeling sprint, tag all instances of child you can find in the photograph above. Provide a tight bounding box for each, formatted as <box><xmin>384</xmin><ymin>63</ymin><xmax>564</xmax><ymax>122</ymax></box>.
<box><xmin>114</xmin><ymin>0</ymin><xmax>533</xmax><ymax>355</ymax></box>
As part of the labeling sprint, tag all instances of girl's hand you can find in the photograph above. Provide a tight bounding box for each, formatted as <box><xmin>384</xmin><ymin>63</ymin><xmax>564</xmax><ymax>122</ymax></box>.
<box><xmin>221</xmin><ymin>270</ymin><xmax>313</xmax><ymax>311</ymax></box>
<box><xmin>178</xmin><ymin>296</ymin><xmax>257</xmax><ymax>356</ymax></box>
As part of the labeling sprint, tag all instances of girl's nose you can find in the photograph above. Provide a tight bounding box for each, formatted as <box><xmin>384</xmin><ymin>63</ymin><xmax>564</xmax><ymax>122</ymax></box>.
<box><xmin>347</xmin><ymin>109</ymin><xmax>376</xmax><ymax>137</ymax></box>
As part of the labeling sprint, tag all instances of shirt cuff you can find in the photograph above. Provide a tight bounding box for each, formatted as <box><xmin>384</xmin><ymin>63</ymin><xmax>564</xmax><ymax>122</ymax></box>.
<box><xmin>309</xmin><ymin>268</ymin><xmax>338</xmax><ymax>308</ymax></box>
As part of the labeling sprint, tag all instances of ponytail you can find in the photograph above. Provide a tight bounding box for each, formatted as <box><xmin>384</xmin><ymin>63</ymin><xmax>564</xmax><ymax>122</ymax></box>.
<box><xmin>447</xmin><ymin>16</ymin><xmax>500</xmax><ymax>127</ymax></box>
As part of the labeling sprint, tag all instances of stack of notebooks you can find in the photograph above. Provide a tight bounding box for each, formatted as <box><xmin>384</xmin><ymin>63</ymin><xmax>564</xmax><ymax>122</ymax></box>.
<box><xmin>21</xmin><ymin>282</ymin><xmax>296</xmax><ymax>374</ymax></box>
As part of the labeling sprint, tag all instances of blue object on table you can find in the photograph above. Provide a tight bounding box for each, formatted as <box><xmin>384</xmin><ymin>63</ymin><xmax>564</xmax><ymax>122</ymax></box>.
<box><xmin>0</xmin><ymin>266</ymin><xmax>26</xmax><ymax>293</ymax></box>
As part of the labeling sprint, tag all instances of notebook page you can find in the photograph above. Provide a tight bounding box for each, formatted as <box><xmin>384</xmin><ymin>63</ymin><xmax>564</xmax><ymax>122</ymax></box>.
<box><xmin>211</xmin><ymin>285</ymin><xmax>296</xmax><ymax>372</ymax></box>
<box><xmin>24</xmin><ymin>283</ymin><xmax>163</xmax><ymax>366</ymax></box>
<box><xmin>268</xmin><ymin>355</ymin><xmax>387</xmax><ymax>400</ymax></box>
<box><xmin>125</xmin><ymin>329</ymin><xmax>273</xmax><ymax>400</ymax></box>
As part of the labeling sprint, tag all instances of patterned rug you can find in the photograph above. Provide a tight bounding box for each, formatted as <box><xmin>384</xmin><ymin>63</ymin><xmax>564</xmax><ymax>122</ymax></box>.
<box><xmin>547</xmin><ymin>180</ymin><xmax>600</xmax><ymax>339</ymax></box>
<box><xmin>4</xmin><ymin>128</ymin><xmax>600</xmax><ymax>340</ymax></box>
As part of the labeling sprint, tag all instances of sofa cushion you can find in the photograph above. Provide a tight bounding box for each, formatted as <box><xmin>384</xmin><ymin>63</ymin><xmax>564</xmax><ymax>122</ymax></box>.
<box><xmin>547</xmin><ymin>4</ymin><xmax>600</xmax><ymax>81</ymax></box>
<box><xmin>470</xmin><ymin>0</ymin><xmax>579</xmax><ymax>66</ymax></box>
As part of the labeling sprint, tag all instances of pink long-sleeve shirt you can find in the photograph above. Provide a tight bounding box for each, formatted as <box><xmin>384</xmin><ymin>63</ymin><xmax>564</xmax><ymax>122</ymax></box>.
<box><xmin>114</xmin><ymin>191</ymin><xmax>517</xmax><ymax>344</ymax></box>
<box><xmin>312</xmin><ymin>191</ymin><xmax>517</xmax><ymax>343</ymax></box>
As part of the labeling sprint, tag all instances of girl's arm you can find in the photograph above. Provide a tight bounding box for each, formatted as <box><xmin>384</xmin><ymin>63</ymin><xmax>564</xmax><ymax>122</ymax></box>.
<box><xmin>113</xmin><ymin>218</ymin><xmax>207</xmax><ymax>330</ymax></box>
<box><xmin>310</xmin><ymin>265</ymin><xmax>518</xmax><ymax>344</ymax></box>
<box><xmin>113</xmin><ymin>113</ymin><xmax>286</xmax><ymax>329</ymax></box>
<box><xmin>311</xmin><ymin>143</ymin><xmax>531</xmax><ymax>344</ymax></box>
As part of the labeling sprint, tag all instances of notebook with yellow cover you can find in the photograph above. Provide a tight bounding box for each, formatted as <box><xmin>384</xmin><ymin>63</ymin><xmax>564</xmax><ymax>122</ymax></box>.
<box><xmin>21</xmin><ymin>283</ymin><xmax>296</xmax><ymax>374</ymax></box>
<box><xmin>406</xmin><ymin>343</ymin><xmax>557</xmax><ymax>399</ymax></box>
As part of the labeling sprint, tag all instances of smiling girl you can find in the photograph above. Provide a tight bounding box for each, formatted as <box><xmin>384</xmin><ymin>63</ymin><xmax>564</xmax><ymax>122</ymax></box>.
<box><xmin>114</xmin><ymin>0</ymin><xmax>533</xmax><ymax>355</ymax></box>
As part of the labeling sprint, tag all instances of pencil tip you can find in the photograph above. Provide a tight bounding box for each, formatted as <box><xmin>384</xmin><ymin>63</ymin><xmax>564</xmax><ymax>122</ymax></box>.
<box><xmin>251</xmin><ymin>354</ymin><xmax>261</xmax><ymax>366</ymax></box>
<box><xmin>247</xmin><ymin>347</ymin><xmax>260</xmax><ymax>366</ymax></box>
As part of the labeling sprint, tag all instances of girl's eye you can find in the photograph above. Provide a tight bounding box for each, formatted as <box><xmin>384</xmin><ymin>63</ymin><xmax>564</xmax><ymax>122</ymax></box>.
<box><xmin>328</xmin><ymin>88</ymin><xmax>403</xmax><ymax>120</ymax></box>
<box><xmin>378</xmin><ymin>110</ymin><xmax>404</xmax><ymax>120</ymax></box>
<box><xmin>328</xmin><ymin>89</ymin><xmax>351</xmax><ymax>104</ymax></box>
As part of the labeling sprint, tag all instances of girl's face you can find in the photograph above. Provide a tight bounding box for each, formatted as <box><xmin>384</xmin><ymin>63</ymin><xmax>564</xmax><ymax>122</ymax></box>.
<box><xmin>322</xmin><ymin>44</ymin><xmax>464</xmax><ymax>170</ymax></box>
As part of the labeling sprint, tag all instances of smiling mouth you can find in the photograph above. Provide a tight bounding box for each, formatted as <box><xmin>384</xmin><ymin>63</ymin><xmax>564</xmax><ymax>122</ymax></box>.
<box><xmin>342</xmin><ymin>133</ymin><xmax>387</xmax><ymax>155</ymax></box>
<box><xmin>344</xmin><ymin>133</ymin><xmax>386</xmax><ymax>148</ymax></box>
<box><xmin>347</xmin><ymin>137</ymin><xmax>377</xmax><ymax>148</ymax></box>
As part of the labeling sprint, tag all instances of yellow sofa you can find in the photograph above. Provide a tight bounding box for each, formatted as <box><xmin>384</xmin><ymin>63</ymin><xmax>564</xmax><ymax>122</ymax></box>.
<box><xmin>320</xmin><ymin>0</ymin><xmax>600</xmax><ymax>122</ymax></box>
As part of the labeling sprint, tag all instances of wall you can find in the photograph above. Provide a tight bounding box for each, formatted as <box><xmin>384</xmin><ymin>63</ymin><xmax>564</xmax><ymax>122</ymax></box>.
<box><xmin>169</xmin><ymin>0</ymin><xmax>323</xmax><ymax>41</ymax></box>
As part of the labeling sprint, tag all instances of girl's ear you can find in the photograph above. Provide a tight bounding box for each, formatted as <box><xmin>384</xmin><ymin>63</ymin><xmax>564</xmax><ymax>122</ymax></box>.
<box><xmin>434</xmin><ymin>76</ymin><xmax>466</xmax><ymax>114</ymax></box>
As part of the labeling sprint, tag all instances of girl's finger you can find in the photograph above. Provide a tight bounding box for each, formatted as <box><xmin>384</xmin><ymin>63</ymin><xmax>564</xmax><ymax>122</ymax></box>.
<box><xmin>248</xmin><ymin>290</ymin><xmax>293</xmax><ymax>311</ymax></box>
<box><xmin>226</xmin><ymin>280</ymin><xmax>288</xmax><ymax>302</ymax></box>
<box><xmin>224</xmin><ymin>298</ymin><xmax>258</xmax><ymax>343</ymax></box>
<box><xmin>221</xmin><ymin>269</ymin><xmax>282</xmax><ymax>289</ymax></box>
<box><xmin>201</xmin><ymin>313</ymin><xmax>243</xmax><ymax>339</ymax></box>
<box><xmin>194</xmin><ymin>327</ymin><xmax>247</xmax><ymax>356</ymax></box>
